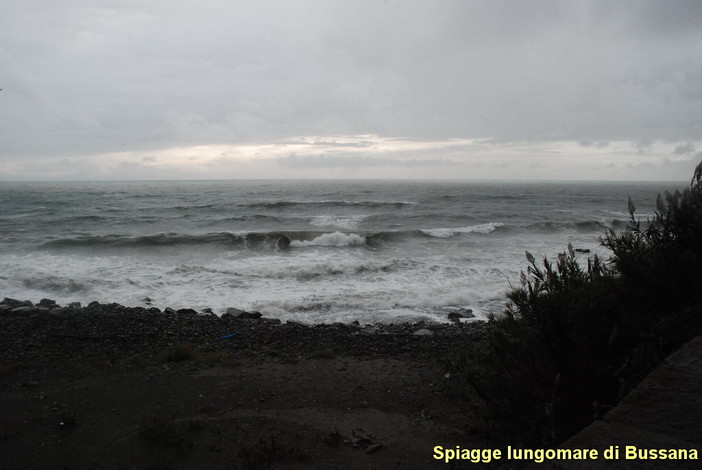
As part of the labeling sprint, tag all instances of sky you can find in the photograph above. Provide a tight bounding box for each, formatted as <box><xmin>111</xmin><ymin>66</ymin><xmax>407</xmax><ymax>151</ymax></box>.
<box><xmin>1</xmin><ymin>0</ymin><xmax>701</xmax><ymax>181</ymax></box>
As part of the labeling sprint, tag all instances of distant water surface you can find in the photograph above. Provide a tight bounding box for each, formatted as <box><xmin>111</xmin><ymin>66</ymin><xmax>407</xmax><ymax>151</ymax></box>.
<box><xmin>0</xmin><ymin>180</ymin><xmax>685</xmax><ymax>323</ymax></box>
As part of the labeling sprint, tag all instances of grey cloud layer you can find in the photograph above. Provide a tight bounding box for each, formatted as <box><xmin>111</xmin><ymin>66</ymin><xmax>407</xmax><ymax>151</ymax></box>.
<box><xmin>1</xmin><ymin>0</ymin><xmax>701</xmax><ymax>179</ymax></box>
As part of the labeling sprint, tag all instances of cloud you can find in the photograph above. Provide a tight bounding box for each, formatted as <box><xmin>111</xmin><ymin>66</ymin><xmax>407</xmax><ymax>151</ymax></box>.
<box><xmin>674</xmin><ymin>142</ymin><xmax>696</xmax><ymax>155</ymax></box>
<box><xmin>1</xmin><ymin>1</ymin><xmax>702</xmax><ymax>180</ymax></box>
<box><xmin>278</xmin><ymin>154</ymin><xmax>393</xmax><ymax>169</ymax></box>
<box><xmin>277</xmin><ymin>153</ymin><xmax>455</xmax><ymax>169</ymax></box>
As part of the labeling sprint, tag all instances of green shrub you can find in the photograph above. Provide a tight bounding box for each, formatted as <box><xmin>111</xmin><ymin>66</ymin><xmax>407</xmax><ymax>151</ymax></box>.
<box><xmin>461</xmin><ymin>247</ymin><xmax>619</xmax><ymax>444</ymax></box>
<box><xmin>158</xmin><ymin>343</ymin><xmax>198</xmax><ymax>362</ymax></box>
<box><xmin>238</xmin><ymin>437</ymin><xmax>306</xmax><ymax>470</ymax></box>
<box><xmin>458</xmin><ymin>162</ymin><xmax>702</xmax><ymax>446</ymax></box>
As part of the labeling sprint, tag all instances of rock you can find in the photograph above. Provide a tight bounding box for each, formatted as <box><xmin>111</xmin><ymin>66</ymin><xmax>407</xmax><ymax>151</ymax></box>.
<box><xmin>147</xmin><ymin>307</ymin><xmax>161</xmax><ymax>314</ymax></box>
<box><xmin>226</xmin><ymin>307</ymin><xmax>246</xmax><ymax>316</ymax></box>
<box><xmin>202</xmin><ymin>308</ymin><xmax>213</xmax><ymax>314</ymax></box>
<box><xmin>413</xmin><ymin>329</ymin><xmax>434</xmax><ymax>336</ymax></box>
<box><xmin>87</xmin><ymin>301</ymin><xmax>101</xmax><ymax>309</ymax></box>
<box><xmin>574</xmin><ymin>248</ymin><xmax>591</xmax><ymax>253</ymax></box>
<box><xmin>351</xmin><ymin>434</ymin><xmax>374</xmax><ymax>447</ymax></box>
<box><xmin>365</xmin><ymin>443</ymin><xmax>383</xmax><ymax>454</ymax></box>
<box><xmin>39</xmin><ymin>298</ymin><xmax>57</xmax><ymax>307</ymax></box>
<box><xmin>11</xmin><ymin>306</ymin><xmax>36</xmax><ymax>314</ymax></box>
<box><xmin>177</xmin><ymin>308</ymin><xmax>198</xmax><ymax>315</ymax></box>
<box><xmin>3</xmin><ymin>297</ymin><xmax>32</xmax><ymax>307</ymax></box>
<box><xmin>238</xmin><ymin>311</ymin><xmax>262</xmax><ymax>319</ymax></box>
<box><xmin>49</xmin><ymin>308</ymin><xmax>65</xmax><ymax>315</ymax></box>
<box><xmin>68</xmin><ymin>302</ymin><xmax>82</xmax><ymax>309</ymax></box>
<box><xmin>448</xmin><ymin>308</ymin><xmax>474</xmax><ymax>322</ymax></box>
<box><xmin>360</xmin><ymin>326</ymin><xmax>379</xmax><ymax>335</ymax></box>
<box><xmin>276</xmin><ymin>235</ymin><xmax>291</xmax><ymax>249</ymax></box>
<box><xmin>164</xmin><ymin>307</ymin><xmax>177</xmax><ymax>315</ymax></box>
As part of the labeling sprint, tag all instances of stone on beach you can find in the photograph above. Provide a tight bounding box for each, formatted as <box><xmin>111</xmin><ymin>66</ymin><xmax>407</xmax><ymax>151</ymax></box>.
<box><xmin>413</xmin><ymin>329</ymin><xmax>434</xmax><ymax>336</ymax></box>
<box><xmin>225</xmin><ymin>307</ymin><xmax>246</xmax><ymax>316</ymax></box>
<box><xmin>448</xmin><ymin>308</ymin><xmax>474</xmax><ymax>323</ymax></box>
<box><xmin>176</xmin><ymin>308</ymin><xmax>198</xmax><ymax>315</ymax></box>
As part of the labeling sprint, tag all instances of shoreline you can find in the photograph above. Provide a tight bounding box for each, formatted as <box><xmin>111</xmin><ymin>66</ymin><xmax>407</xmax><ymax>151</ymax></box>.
<box><xmin>0</xmin><ymin>296</ymin><xmax>488</xmax><ymax>468</ymax></box>
<box><xmin>0</xmin><ymin>297</ymin><xmax>486</xmax><ymax>362</ymax></box>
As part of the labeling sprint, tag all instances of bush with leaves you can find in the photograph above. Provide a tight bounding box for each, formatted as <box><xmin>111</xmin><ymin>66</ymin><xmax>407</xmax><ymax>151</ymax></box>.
<box><xmin>458</xmin><ymin>162</ymin><xmax>702</xmax><ymax>447</ymax></box>
<box><xmin>601</xmin><ymin>162</ymin><xmax>702</xmax><ymax>387</ymax></box>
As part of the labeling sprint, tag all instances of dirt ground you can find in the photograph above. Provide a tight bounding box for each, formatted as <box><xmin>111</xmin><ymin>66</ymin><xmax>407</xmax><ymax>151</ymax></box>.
<box><xmin>0</xmin><ymin>351</ymin><xmax>496</xmax><ymax>469</ymax></box>
<box><xmin>0</xmin><ymin>303</ymin><xmax>495</xmax><ymax>469</ymax></box>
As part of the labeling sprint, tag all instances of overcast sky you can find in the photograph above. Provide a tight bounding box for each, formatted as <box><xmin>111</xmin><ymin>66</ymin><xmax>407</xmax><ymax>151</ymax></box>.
<box><xmin>1</xmin><ymin>0</ymin><xmax>701</xmax><ymax>181</ymax></box>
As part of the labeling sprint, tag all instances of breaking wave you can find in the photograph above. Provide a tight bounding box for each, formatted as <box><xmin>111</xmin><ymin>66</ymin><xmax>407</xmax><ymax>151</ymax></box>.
<box><xmin>38</xmin><ymin>218</ymin><xmax>624</xmax><ymax>252</ymax></box>
<box><xmin>420</xmin><ymin>223</ymin><xmax>505</xmax><ymax>238</ymax></box>
<box><xmin>289</xmin><ymin>232</ymin><xmax>367</xmax><ymax>247</ymax></box>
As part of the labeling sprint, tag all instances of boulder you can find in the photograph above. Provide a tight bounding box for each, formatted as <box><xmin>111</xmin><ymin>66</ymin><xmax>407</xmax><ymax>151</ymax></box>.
<box><xmin>413</xmin><ymin>328</ymin><xmax>434</xmax><ymax>336</ymax></box>
<box><xmin>448</xmin><ymin>308</ymin><xmax>475</xmax><ymax>322</ymax></box>
<box><xmin>176</xmin><ymin>308</ymin><xmax>198</xmax><ymax>315</ymax></box>
<box><xmin>39</xmin><ymin>298</ymin><xmax>57</xmax><ymax>307</ymax></box>
<box><xmin>276</xmin><ymin>235</ymin><xmax>291</xmax><ymax>249</ymax></box>
<box><xmin>226</xmin><ymin>307</ymin><xmax>246</xmax><ymax>316</ymax></box>
<box><xmin>11</xmin><ymin>306</ymin><xmax>37</xmax><ymax>314</ymax></box>
<box><xmin>1</xmin><ymin>297</ymin><xmax>24</xmax><ymax>307</ymax></box>
<box><xmin>360</xmin><ymin>326</ymin><xmax>379</xmax><ymax>335</ymax></box>
<box><xmin>164</xmin><ymin>307</ymin><xmax>177</xmax><ymax>315</ymax></box>
<box><xmin>238</xmin><ymin>311</ymin><xmax>262</xmax><ymax>319</ymax></box>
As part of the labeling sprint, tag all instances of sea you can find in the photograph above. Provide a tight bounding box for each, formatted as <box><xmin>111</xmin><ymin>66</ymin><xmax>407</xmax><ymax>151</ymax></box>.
<box><xmin>0</xmin><ymin>180</ymin><xmax>686</xmax><ymax>324</ymax></box>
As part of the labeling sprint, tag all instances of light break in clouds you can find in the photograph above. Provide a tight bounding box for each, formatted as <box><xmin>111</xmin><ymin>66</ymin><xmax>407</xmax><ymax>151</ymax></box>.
<box><xmin>1</xmin><ymin>0</ymin><xmax>702</xmax><ymax>181</ymax></box>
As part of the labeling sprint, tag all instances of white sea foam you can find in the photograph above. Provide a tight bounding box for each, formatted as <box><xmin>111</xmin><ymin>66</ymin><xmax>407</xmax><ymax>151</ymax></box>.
<box><xmin>420</xmin><ymin>222</ymin><xmax>504</xmax><ymax>238</ymax></box>
<box><xmin>2</xmin><ymin>180</ymin><xmax>672</xmax><ymax>325</ymax></box>
<box><xmin>290</xmin><ymin>231</ymin><xmax>366</xmax><ymax>247</ymax></box>
<box><xmin>309</xmin><ymin>214</ymin><xmax>367</xmax><ymax>230</ymax></box>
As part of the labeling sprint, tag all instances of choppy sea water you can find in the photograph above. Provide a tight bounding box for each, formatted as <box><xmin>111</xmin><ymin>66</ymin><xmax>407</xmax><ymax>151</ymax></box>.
<box><xmin>0</xmin><ymin>180</ymin><xmax>685</xmax><ymax>324</ymax></box>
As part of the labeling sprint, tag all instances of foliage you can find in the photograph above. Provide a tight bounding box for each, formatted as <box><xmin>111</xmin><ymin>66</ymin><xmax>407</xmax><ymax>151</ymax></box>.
<box><xmin>238</xmin><ymin>437</ymin><xmax>306</xmax><ymax>470</ymax></box>
<box><xmin>158</xmin><ymin>343</ymin><xmax>198</xmax><ymax>362</ymax></box>
<box><xmin>458</xmin><ymin>162</ymin><xmax>702</xmax><ymax>446</ymax></box>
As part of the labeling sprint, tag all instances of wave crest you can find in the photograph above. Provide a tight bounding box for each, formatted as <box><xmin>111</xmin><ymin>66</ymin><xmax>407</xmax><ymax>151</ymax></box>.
<box><xmin>290</xmin><ymin>231</ymin><xmax>367</xmax><ymax>247</ymax></box>
<box><xmin>420</xmin><ymin>222</ymin><xmax>504</xmax><ymax>238</ymax></box>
